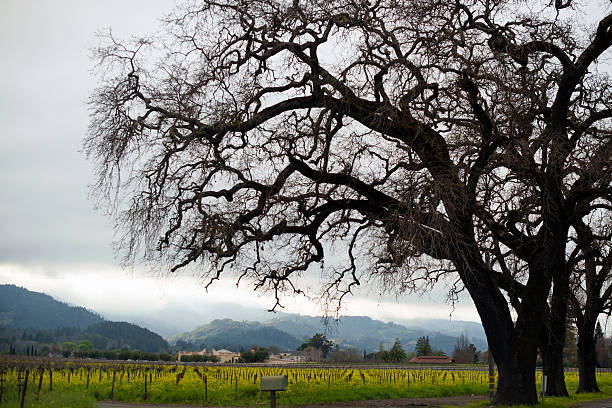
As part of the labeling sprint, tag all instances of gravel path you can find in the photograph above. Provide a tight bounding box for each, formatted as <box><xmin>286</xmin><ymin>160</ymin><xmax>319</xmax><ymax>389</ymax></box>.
<box><xmin>96</xmin><ymin>395</ymin><xmax>612</xmax><ymax>408</ymax></box>
<box><xmin>97</xmin><ymin>394</ymin><xmax>486</xmax><ymax>407</ymax></box>
<box><xmin>571</xmin><ymin>399</ymin><xmax>612</xmax><ymax>408</ymax></box>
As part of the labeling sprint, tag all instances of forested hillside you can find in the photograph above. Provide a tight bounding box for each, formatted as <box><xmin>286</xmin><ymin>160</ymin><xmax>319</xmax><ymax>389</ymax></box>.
<box><xmin>264</xmin><ymin>314</ymin><xmax>487</xmax><ymax>355</ymax></box>
<box><xmin>0</xmin><ymin>285</ymin><xmax>169</xmax><ymax>354</ymax></box>
<box><xmin>171</xmin><ymin>315</ymin><xmax>487</xmax><ymax>356</ymax></box>
<box><xmin>170</xmin><ymin>319</ymin><xmax>302</xmax><ymax>351</ymax></box>
<box><xmin>85</xmin><ymin>321</ymin><xmax>169</xmax><ymax>352</ymax></box>
<box><xmin>0</xmin><ymin>284</ymin><xmax>103</xmax><ymax>329</ymax></box>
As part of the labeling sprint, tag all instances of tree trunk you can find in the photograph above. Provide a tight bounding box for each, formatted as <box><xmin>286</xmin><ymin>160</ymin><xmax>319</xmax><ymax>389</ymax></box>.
<box><xmin>493</xmin><ymin>344</ymin><xmax>539</xmax><ymax>405</ymax></box>
<box><xmin>541</xmin><ymin>340</ymin><xmax>568</xmax><ymax>396</ymax></box>
<box><xmin>540</xmin><ymin>273</ymin><xmax>569</xmax><ymax>397</ymax></box>
<box><xmin>576</xmin><ymin>317</ymin><xmax>600</xmax><ymax>393</ymax></box>
<box><xmin>454</xmin><ymin>248</ymin><xmax>541</xmax><ymax>405</ymax></box>
<box><xmin>442</xmin><ymin>168</ymin><xmax>566</xmax><ymax>405</ymax></box>
<box><xmin>487</xmin><ymin>232</ymin><xmax>564</xmax><ymax>404</ymax></box>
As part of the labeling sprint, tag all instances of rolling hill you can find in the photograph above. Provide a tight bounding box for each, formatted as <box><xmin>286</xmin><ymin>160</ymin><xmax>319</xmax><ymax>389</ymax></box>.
<box><xmin>84</xmin><ymin>321</ymin><xmax>169</xmax><ymax>352</ymax></box>
<box><xmin>264</xmin><ymin>314</ymin><xmax>487</xmax><ymax>355</ymax></box>
<box><xmin>0</xmin><ymin>284</ymin><xmax>103</xmax><ymax>329</ymax></box>
<box><xmin>0</xmin><ymin>285</ymin><xmax>169</xmax><ymax>352</ymax></box>
<box><xmin>169</xmin><ymin>319</ymin><xmax>302</xmax><ymax>351</ymax></box>
<box><xmin>0</xmin><ymin>284</ymin><xmax>487</xmax><ymax>356</ymax></box>
<box><xmin>170</xmin><ymin>314</ymin><xmax>488</xmax><ymax>355</ymax></box>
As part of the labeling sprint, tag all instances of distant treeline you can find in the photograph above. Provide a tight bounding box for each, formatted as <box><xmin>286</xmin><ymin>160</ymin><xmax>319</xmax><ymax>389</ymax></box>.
<box><xmin>0</xmin><ymin>321</ymin><xmax>169</xmax><ymax>355</ymax></box>
<box><xmin>71</xmin><ymin>349</ymin><xmax>175</xmax><ymax>361</ymax></box>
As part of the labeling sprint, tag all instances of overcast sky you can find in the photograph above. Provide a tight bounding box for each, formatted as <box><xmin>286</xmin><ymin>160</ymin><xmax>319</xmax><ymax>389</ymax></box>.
<box><xmin>0</xmin><ymin>0</ymin><xmax>499</xmax><ymax>336</ymax></box>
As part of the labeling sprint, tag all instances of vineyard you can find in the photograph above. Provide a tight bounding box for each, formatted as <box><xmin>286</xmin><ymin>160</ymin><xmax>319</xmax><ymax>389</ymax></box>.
<box><xmin>0</xmin><ymin>357</ymin><xmax>610</xmax><ymax>408</ymax></box>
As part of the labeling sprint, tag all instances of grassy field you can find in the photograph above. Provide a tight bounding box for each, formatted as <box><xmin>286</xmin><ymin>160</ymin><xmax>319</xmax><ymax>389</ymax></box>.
<box><xmin>453</xmin><ymin>372</ymin><xmax>612</xmax><ymax>408</ymax></box>
<box><xmin>1</xmin><ymin>360</ymin><xmax>612</xmax><ymax>407</ymax></box>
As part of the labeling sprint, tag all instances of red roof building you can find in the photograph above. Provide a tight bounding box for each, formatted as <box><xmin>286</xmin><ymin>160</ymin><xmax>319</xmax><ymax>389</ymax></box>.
<box><xmin>409</xmin><ymin>356</ymin><xmax>453</xmax><ymax>364</ymax></box>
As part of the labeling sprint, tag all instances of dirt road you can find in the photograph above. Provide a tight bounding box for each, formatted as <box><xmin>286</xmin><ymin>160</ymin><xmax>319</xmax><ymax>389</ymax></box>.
<box><xmin>97</xmin><ymin>395</ymin><xmax>486</xmax><ymax>407</ymax></box>
<box><xmin>97</xmin><ymin>395</ymin><xmax>612</xmax><ymax>408</ymax></box>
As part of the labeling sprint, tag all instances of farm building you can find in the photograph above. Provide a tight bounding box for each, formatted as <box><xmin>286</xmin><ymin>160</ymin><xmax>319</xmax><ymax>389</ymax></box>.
<box><xmin>268</xmin><ymin>352</ymin><xmax>305</xmax><ymax>364</ymax></box>
<box><xmin>177</xmin><ymin>348</ymin><xmax>208</xmax><ymax>361</ymax></box>
<box><xmin>211</xmin><ymin>348</ymin><xmax>241</xmax><ymax>362</ymax></box>
<box><xmin>177</xmin><ymin>347</ymin><xmax>241</xmax><ymax>362</ymax></box>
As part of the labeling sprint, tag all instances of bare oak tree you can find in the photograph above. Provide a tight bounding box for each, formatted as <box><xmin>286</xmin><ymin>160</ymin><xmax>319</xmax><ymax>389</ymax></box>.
<box><xmin>86</xmin><ymin>0</ymin><xmax>612</xmax><ymax>404</ymax></box>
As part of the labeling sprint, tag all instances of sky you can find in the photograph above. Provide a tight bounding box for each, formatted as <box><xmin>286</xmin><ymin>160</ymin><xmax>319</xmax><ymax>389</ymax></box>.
<box><xmin>0</xmin><ymin>0</ymin><xmax>533</xmax><ymax>338</ymax></box>
<box><xmin>1</xmin><ymin>0</ymin><xmax>610</xmax><ymax>339</ymax></box>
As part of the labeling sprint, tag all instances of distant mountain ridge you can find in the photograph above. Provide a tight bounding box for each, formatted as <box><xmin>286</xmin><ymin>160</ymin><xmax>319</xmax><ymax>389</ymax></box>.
<box><xmin>169</xmin><ymin>319</ymin><xmax>303</xmax><ymax>351</ymax></box>
<box><xmin>0</xmin><ymin>284</ymin><xmax>487</xmax><ymax>356</ymax></box>
<box><xmin>170</xmin><ymin>314</ymin><xmax>488</xmax><ymax>356</ymax></box>
<box><xmin>0</xmin><ymin>284</ymin><xmax>103</xmax><ymax>329</ymax></box>
<box><xmin>265</xmin><ymin>314</ymin><xmax>488</xmax><ymax>355</ymax></box>
<box><xmin>0</xmin><ymin>285</ymin><xmax>169</xmax><ymax>352</ymax></box>
<box><xmin>83</xmin><ymin>321</ymin><xmax>169</xmax><ymax>352</ymax></box>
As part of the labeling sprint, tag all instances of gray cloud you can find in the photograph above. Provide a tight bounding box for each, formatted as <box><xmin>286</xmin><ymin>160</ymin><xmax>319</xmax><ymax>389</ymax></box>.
<box><xmin>0</xmin><ymin>0</ymin><xmax>482</xmax><ymax>328</ymax></box>
<box><xmin>0</xmin><ymin>0</ymin><xmax>173</xmax><ymax>263</ymax></box>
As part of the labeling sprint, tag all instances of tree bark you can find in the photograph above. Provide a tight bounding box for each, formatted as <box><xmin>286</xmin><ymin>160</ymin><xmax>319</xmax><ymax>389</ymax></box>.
<box><xmin>493</xmin><ymin>344</ymin><xmax>539</xmax><ymax>405</ymax></box>
<box><xmin>576</xmin><ymin>316</ymin><xmax>600</xmax><ymax>393</ymax></box>
<box><xmin>454</xmin><ymin>246</ymin><xmax>541</xmax><ymax>405</ymax></box>
<box><xmin>541</xmin><ymin>339</ymin><xmax>569</xmax><ymax>397</ymax></box>
<box><xmin>540</xmin><ymin>272</ymin><xmax>569</xmax><ymax>397</ymax></box>
<box><xmin>481</xmin><ymin>220</ymin><xmax>566</xmax><ymax>404</ymax></box>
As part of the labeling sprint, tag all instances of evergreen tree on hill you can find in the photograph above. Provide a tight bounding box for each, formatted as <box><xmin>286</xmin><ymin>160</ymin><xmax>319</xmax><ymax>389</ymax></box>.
<box><xmin>388</xmin><ymin>339</ymin><xmax>407</xmax><ymax>363</ymax></box>
<box><xmin>415</xmin><ymin>336</ymin><xmax>433</xmax><ymax>356</ymax></box>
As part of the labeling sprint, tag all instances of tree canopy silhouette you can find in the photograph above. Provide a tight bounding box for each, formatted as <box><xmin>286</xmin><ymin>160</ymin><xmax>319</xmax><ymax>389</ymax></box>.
<box><xmin>86</xmin><ymin>0</ymin><xmax>612</xmax><ymax>404</ymax></box>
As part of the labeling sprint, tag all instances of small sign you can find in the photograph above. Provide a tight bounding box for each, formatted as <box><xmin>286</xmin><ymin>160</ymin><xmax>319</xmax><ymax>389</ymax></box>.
<box><xmin>261</xmin><ymin>375</ymin><xmax>287</xmax><ymax>391</ymax></box>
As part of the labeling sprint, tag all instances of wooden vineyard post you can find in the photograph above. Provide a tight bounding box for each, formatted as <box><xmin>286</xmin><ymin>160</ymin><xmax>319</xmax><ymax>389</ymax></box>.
<box><xmin>49</xmin><ymin>368</ymin><xmax>52</xmax><ymax>392</ymax></box>
<box><xmin>144</xmin><ymin>371</ymin><xmax>147</xmax><ymax>401</ymax></box>
<box><xmin>234</xmin><ymin>376</ymin><xmax>238</xmax><ymax>401</ymax></box>
<box><xmin>204</xmin><ymin>374</ymin><xmax>208</xmax><ymax>403</ymax></box>
<box><xmin>110</xmin><ymin>370</ymin><xmax>116</xmax><ymax>400</ymax></box>
<box><xmin>20</xmin><ymin>370</ymin><xmax>29</xmax><ymax>408</ymax></box>
<box><xmin>17</xmin><ymin>371</ymin><xmax>22</xmax><ymax>399</ymax></box>
<box><xmin>36</xmin><ymin>367</ymin><xmax>44</xmax><ymax>400</ymax></box>
<box><xmin>0</xmin><ymin>370</ymin><xmax>5</xmax><ymax>406</ymax></box>
<box><xmin>86</xmin><ymin>370</ymin><xmax>90</xmax><ymax>389</ymax></box>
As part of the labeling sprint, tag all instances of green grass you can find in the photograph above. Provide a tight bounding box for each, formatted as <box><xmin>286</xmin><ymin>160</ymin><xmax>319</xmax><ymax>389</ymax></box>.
<box><xmin>0</xmin><ymin>387</ymin><xmax>95</xmax><ymax>408</ymax></box>
<box><xmin>441</xmin><ymin>372</ymin><xmax>612</xmax><ymax>408</ymax></box>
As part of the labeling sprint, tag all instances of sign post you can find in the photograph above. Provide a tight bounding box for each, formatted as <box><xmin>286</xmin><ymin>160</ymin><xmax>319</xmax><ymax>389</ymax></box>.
<box><xmin>261</xmin><ymin>375</ymin><xmax>288</xmax><ymax>408</ymax></box>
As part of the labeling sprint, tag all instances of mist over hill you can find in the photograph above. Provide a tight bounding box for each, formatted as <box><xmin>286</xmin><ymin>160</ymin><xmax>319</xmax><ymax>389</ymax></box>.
<box><xmin>264</xmin><ymin>314</ymin><xmax>487</xmax><ymax>355</ymax></box>
<box><xmin>0</xmin><ymin>285</ymin><xmax>168</xmax><ymax>353</ymax></box>
<box><xmin>168</xmin><ymin>319</ymin><xmax>303</xmax><ymax>351</ymax></box>
<box><xmin>0</xmin><ymin>284</ymin><xmax>487</xmax><ymax>356</ymax></box>
<box><xmin>170</xmin><ymin>314</ymin><xmax>487</xmax><ymax>356</ymax></box>
<box><xmin>0</xmin><ymin>284</ymin><xmax>103</xmax><ymax>329</ymax></box>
